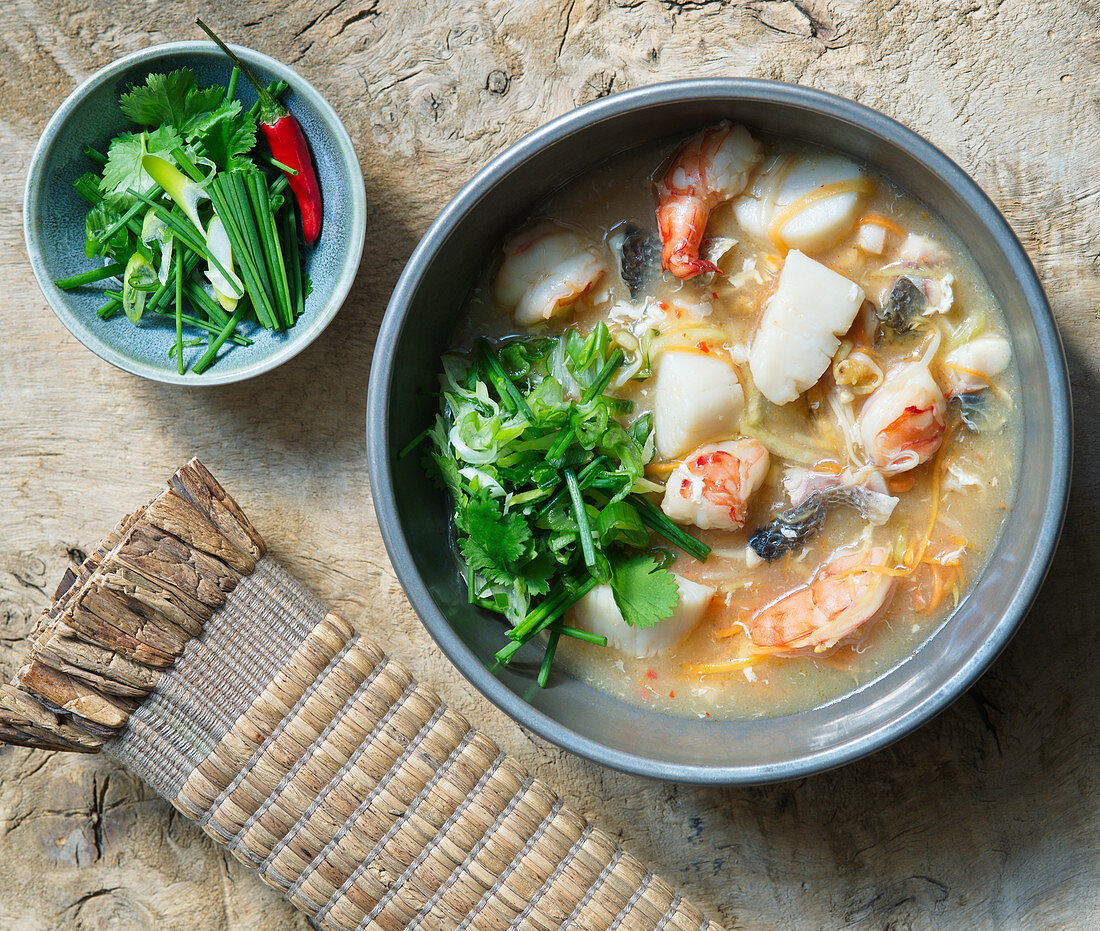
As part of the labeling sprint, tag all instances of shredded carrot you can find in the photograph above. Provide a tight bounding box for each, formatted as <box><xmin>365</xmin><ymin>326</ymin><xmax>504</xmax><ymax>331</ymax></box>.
<box><xmin>867</xmin><ymin>564</ymin><xmax>917</xmax><ymax>579</ymax></box>
<box><xmin>645</xmin><ymin>459</ymin><xmax>682</xmax><ymax>476</ymax></box>
<box><xmin>925</xmin><ymin>564</ymin><xmax>946</xmax><ymax>612</ymax></box>
<box><xmin>689</xmin><ymin>656</ymin><xmax>763</xmax><ymax>674</ymax></box>
<box><xmin>859</xmin><ymin>213</ymin><xmax>906</xmax><ymax>236</ymax></box>
<box><xmin>907</xmin><ymin>428</ymin><xmax>952</xmax><ymax>570</ymax></box>
<box><xmin>887</xmin><ymin>473</ymin><xmax>916</xmax><ymax>494</ymax></box>
<box><xmin>941</xmin><ymin>360</ymin><xmax>992</xmax><ymax>386</ymax></box>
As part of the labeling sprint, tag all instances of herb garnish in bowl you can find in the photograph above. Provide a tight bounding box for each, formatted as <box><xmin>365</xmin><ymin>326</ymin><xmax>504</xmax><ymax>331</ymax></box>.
<box><xmin>417</xmin><ymin>323</ymin><xmax>710</xmax><ymax>686</ymax></box>
<box><xmin>54</xmin><ymin>33</ymin><xmax>319</xmax><ymax>375</ymax></box>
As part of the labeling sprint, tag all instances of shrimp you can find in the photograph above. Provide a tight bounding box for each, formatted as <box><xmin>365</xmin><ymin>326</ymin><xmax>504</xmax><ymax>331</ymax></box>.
<box><xmin>493</xmin><ymin>221</ymin><xmax>608</xmax><ymax>327</ymax></box>
<box><xmin>661</xmin><ymin>438</ymin><xmax>769</xmax><ymax>531</ymax></box>
<box><xmin>859</xmin><ymin>334</ymin><xmax>946</xmax><ymax>474</ymax></box>
<box><xmin>656</xmin><ymin>123</ymin><xmax>760</xmax><ymax>279</ymax></box>
<box><xmin>749</xmin><ymin>547</ymin><xmax>896</xmax><ymax>654</ymax></box>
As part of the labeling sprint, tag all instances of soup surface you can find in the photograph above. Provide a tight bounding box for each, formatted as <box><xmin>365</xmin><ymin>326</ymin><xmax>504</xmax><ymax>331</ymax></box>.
<box><xmin>446</xmin><ymin>126</ymin><xmax>1021</xmax><ymax>720</ymax></box>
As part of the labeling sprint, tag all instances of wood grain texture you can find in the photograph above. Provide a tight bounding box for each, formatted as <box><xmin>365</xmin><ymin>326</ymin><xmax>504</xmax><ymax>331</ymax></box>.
<box><xmin>0</xmin><ymin>0</ymin><xmax>1097</xmax><ymax>928</ymax></box>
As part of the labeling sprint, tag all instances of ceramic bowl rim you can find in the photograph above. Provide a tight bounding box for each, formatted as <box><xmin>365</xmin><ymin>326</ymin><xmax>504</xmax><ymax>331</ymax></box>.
<box><xmin>23</xmin><ymin>40</ymin><xmax>366</xmax><ymax>386</ymax></box>
<box><xmin>367</xmin><ymin>78</ymin><xmax>1072</xmax><ymax>785</ymax></box>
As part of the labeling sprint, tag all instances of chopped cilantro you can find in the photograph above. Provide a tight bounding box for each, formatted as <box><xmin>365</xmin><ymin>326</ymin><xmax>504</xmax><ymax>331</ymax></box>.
<box><xmin>418</xmin><ymin>325</ymin><xmax>711</xmax><ymax>686</ymax></box>
<box><xmin>120</xmin><ymin>69</ymin><xmax>223</xmax><ymax>130</ymax></box>
<box><xmin>458</xmin><ymin>491</ymin><xmax>532</xmax><ymax>585</ymax></box>
<box><xmin>609</xmin><ymin>554</ymin><xmax>680</xmax><ymax>630</ymax></box>
<box><xmin>188</xmin><ymin>101</ymin><xmax>258</xmax><ymax>170</ymax></box>
<box><xmin>100</xmin><ymin>126</ymin><xmax>182</xmax><ymax>200</ymax></box>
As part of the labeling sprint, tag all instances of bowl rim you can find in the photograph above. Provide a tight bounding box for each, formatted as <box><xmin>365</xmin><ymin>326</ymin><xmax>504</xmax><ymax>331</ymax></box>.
<box><xmin>367</xmin><ymin>77</ymin><xmax>1072</xmax><ymax>785</ymax></box>
<box><xmin>23</xmin><ymin>39</ymin><xmax>366</xmax><ymax>387</ymax></box>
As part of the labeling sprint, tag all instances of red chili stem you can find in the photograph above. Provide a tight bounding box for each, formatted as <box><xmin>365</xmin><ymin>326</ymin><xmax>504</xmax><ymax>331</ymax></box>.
<box><xmin>196</xmin><ymin>19</ymin><xmax>284</xmax><ymax>123</ymax></box>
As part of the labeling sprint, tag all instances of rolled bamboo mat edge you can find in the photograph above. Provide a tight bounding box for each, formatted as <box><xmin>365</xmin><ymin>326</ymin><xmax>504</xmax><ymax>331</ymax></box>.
<box><xmin>0</xmin><ymin>459</ymin><xmax>724</xmax><ymax>931</ymax></box>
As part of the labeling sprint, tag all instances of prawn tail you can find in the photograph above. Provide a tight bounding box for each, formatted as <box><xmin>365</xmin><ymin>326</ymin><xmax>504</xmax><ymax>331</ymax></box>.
<box><xmin>662</xmin><ymin>252</ymin><xmax>720</xmax><ymax>279</ymax></box>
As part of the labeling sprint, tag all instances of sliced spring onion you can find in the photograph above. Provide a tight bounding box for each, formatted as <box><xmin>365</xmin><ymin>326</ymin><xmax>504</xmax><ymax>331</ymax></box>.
<box><xmin>205</xmin><ymin>215</ymin><xmax>242</xmax><ymax>309</ymax></box>
<box><xmin>141</xmin><ymin>154</ymin><xmax>208</xmax><ymax>231</ymax></box>
<box><xmin>122</xmin><ymin>252</ymin><xmax>158</xmax><ymax>323</ymax></box>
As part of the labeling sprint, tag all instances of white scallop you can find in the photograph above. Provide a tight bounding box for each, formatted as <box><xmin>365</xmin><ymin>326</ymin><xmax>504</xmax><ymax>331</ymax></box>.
<box><xmin>749</xmin><ymin>250</ymin><xmax>865</xmax><ymax>405</ymax></box>
<box><xmin>653</xmin><ymin>351</ymin><xmax>744</xmax><ymax>459</ymax></box>
<box><xmin>734</xmin><ymin>153</ymin><xmax>868</xmax><ymax>252</ymax></box>
<box><xmin>570</xmin><ymin>576</ymin><xmax>715</xmax><ymax>658</ymax></box>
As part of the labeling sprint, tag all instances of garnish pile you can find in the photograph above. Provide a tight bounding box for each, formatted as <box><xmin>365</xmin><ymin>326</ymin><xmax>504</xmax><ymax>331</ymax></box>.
<box><xmin>56</xmin><ymin>40</ymin><xmax>317</xmax><ymax>375</ymax></box>
<box><xmin>421</xmin><ymin>324</ymin><xmax>710</xmax><ymax>686</ymax></box>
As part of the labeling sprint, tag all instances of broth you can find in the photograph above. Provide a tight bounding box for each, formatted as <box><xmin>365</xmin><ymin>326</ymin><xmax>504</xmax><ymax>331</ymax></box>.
<box><xmin>449</xmin><ymin>130</ymin><xmax>1021</xmax><ymax>720</ymax></box>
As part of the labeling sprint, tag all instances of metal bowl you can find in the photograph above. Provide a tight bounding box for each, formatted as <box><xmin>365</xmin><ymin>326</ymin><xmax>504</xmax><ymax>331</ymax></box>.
<box><xmin>368</xmin><ymin>79</ymin><xmax>1071</xmax><ymax>785</ymax></box>
<box><xmin>24</xmin><ymin>41</ymin><xmax>365</xmax><ymax>386</ymax></box>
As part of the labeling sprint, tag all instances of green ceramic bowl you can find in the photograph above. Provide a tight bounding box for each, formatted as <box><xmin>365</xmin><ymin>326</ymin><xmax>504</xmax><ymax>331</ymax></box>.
<box><xmin>24</xmin><ymin>41</ymin><xmax>365</xmax><ymax>385</ymax></box>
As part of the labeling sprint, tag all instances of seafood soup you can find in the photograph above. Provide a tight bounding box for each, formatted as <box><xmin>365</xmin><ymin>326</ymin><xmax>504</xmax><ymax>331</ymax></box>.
<box><xmin>439</xmin><ymin>123</ymin><xmax>1021</xmax><ymax>720</ymax></box>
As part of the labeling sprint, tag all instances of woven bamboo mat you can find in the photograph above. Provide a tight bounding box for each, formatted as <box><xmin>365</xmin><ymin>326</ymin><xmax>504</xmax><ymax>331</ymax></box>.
<box><xmin>0</xmin><ymin>459</ymin><xmax>722</xmax><ymax>931</ymax></box>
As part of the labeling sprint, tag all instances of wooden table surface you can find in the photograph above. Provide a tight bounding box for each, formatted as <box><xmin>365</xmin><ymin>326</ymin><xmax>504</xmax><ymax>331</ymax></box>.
<box><xmin>2</xmin><ymin>1</ymin><xmax>1097</xmax><ymax>928</ymax></box>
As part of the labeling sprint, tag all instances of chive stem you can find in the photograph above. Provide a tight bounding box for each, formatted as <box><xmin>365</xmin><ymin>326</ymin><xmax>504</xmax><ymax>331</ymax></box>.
<box><xmin>147</xmin><ymin>250</ymin><xmax>201</xmax><ymax>316</ymax></box>
<box><xmin>537</xmin><ymin>631</ymin><xmax>560</xmax><ymax>688</ymax></box>
<box><xmin>551</xmin><ymin>624</ymin><xmax>607</xmax><ymax>646</ymax></box>
<box><xmin>629</xmin><ymin>493</ymin><xmax>711</xmax><ymax>561</ymax></box>
<box><xmin>152</xmin><ymin>308</ymin><xmax>251</xmax><ymax>345</ymax></box>
<box><xmin>225</xmin><ymin>65</ymin><xmax>240</xmax><ymax>102</ymax></box>
<box><xmin>183</xmin><ymin>279</ymin><xmax>229</xmax><ymax>326</ymax></box>
<box><xmin>53</xmin><ymin>263</ymin><xmax>126</xmax><ymax>290</ymax></box>
<box><xmin>126</xmin><ymin>189</ymin><xmax>240</xmax><ymax>294</ymax></box>
<box><xmin>581</xmin><ymin>348</ymin><xmax>625</xmax><ymax>403</ymax></box>
<box><xmin>175</xmin><ymin>254</ymin><xmax>184</xmax><ymax>375</ymax></box>
<box><xmin>248</xmin><ymin>170</ymin><xmax>292</xmax><ymax>327</ymax></box>
<box><xmin>280</xmin><ymin>201</ymin><xmax>303</xmax><ymax>317</ymax></box>
<box><xmin>258</xmin><ymin>152</ymin><xmax>299</xmax><ymax>175</ymax></box>
<box><xmin>171</xmin><ymin>146</ymin><xmax>205</xmax><ymax>183</ymax></box>
<box><xmin>565</xmin><ymin>469</ymin><xmax>597</xmax><ymax>570</ymax></box>
<box><xmin>499</xmin><ymin>571</ymin><xmax>600</xmax><ymax>660</ymax></box>
<box><xmin>82</xmin><ymin>144</ymin><xmax>108</xmax><ymax>165</ymax></box>
<box><xmin>96</xmin><ymin>296</ymin><xmax>122</xmax><ymax>319</ymax></box>
<box><xmin>207</xmin><ymin>176</ymin><xmax>278</xmax><ymax>329</ymax></box>
<box><xmin>398</xmin><ymin>427</ymin><xmax>433</xmax><ymax>460</ymax></box>
<box><xmin>535</xmin><ymin>455</ymin><xmax>608</xmax><ymax>521</ymax></box>
<box><xmin>193</xmin><ymin>304</ymin><xmax>247</xmax><ymax>374</ymax></box>
<box><xmin>227</xmin><ymin>171</ymin><xmax>278</xmax><ymax>324</ymax></box>
<box><xmin>91</xmin><ymin>186</ymin><xmax>157</xmax><ymax>255</ymax></box>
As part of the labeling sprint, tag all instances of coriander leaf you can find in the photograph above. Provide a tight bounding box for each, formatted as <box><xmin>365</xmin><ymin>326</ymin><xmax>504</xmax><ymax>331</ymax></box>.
<box><xmin>608</xmin><ymin>553</ymin><xmax>679</xmax><ymax>629</ymax></box>
<box><xmin>193</xmin><ymin>103</ymin><xmax>257</xmax><ymax>170</ymax></box>
<box><xmin>120</xmin><ymin>69</ymin><xmax>223</xmax><ymax>129</ymax></box>
<box><xmin>428</xmin><ymin>450</ymin><xmax>463</xmax><ymax>503</ymax></box>
<box><xmin>458</xmin><ymin>491</ymin><xmax>531</xmax><ymax>585</ymax></box>
<box><xmin>101</xmin><ymin>127</ymin><xmax>182</xmax><ymax>200</ymax></box>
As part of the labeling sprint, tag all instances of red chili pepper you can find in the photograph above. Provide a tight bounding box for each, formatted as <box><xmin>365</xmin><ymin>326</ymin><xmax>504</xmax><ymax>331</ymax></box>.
<box><xmin>259</xmin><ymin>115</ymin><xmax>322</xmax><ymax>244</ymax></box>
<box><xmin>197</xmin><ymin>19</ymin><xmax>323</xmax><ymax>244</ymax></box>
